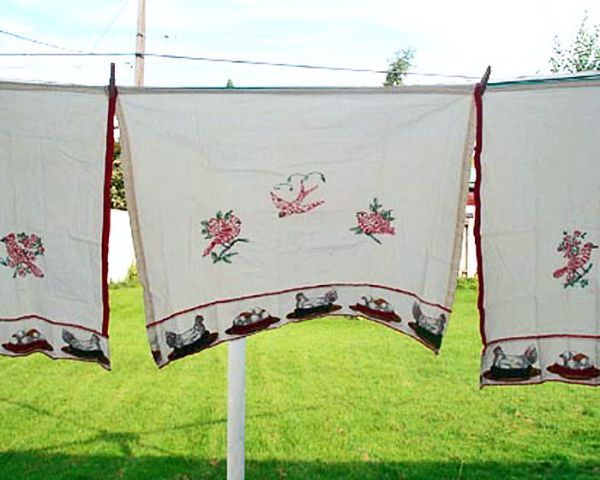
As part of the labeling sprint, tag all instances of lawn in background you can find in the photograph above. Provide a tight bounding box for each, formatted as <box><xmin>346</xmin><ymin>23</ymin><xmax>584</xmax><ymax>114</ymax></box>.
<box><xmin>0</xmin><ymin>282</ymin><xmax>598</xmax><ymax>480</ymax></box>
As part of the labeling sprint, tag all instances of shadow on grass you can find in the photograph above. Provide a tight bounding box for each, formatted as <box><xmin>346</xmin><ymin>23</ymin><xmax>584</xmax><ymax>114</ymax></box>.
<box><xmin>1</xmin><ymin>397</ymin><xmax>598</xmax><ymax>479</ymax></box>
<box><xmin>0</xmin><ymin>452</ymin><xmax>598</xmax><ymax>480</ymax></box>
<box><xmin>1</xmin><ymin>396</ymin><xmax>599</xmax><ymax>479</ymax></box>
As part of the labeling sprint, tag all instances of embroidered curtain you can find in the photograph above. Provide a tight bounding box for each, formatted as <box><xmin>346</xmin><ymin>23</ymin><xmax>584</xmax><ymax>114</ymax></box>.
<box><xmin>119</xmin><ymin>87</ymin><xmax>476</xmax><ymax>367</ymax></box>
<box><xmin>477</xmin><ymin>82</ymin><xmax>600</xmax><ymax>387</ymax></box>
<box><xmin>0</xmin><ymin>83</ymin><xmax>114</xmax><ymax>369</ymax></box>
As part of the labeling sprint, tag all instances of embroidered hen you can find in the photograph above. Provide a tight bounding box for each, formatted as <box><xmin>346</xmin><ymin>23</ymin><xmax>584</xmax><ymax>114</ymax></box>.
<box><xmin>165</xmin><ymin>316</ymin><xmax>207</xmax><ymax>349</ymax></box>
<box><xmin>412</xmin><ymin>302</ymin><xmax>446</xmax><ymax>335</ymax></box>
<box><xmin>62</xmin><ymin>330</ymin><xmax>101</xmax><ymax>352</ymax></box>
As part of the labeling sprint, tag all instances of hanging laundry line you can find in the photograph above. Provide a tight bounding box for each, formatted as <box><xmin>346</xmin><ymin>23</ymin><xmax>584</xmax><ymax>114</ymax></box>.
<box><xmin>0</xmin><ymin>51</ymin><xmax>480</xmax><ymax>79</ymax></box>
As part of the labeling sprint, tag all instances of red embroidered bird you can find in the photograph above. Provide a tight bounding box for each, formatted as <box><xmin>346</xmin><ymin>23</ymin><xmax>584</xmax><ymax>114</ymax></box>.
<box><xmin>270</xmin><ymin>180</ymin><xmax>324</xmax><ymax>218</ymax></box>
<box><xmin>552</xmin><ymin>231</ymin><xmax>597</xmax><ymax>287</ymax></box>
<box><xmin>1</xmin><ymin>233</ymin><xmax>44</xmax><ymax>278</ymax></box>
<box><xmin>553</xmin><ymin>242</ymin><xmax>596</xmax><ymax>281</ymax></box>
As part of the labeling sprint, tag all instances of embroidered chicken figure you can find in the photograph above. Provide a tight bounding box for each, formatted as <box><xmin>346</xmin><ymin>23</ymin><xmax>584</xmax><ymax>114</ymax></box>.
<box><xmin>1</xmin><ymin>233</ymin><xmax>44</xmax><ymax>278</ymax></box>
<box><xmin>412</xmin><ymin>302</ymin><xmax>446</xmax><ymax>335</ymax></box>
<box><xmin>559</xmin><ymin>351</ymin><xmax>592</xmax><ymax>370</ymax></box>
<box><xmin>62</xmin><ymin>330</ymin><xmax>101</xmax><ymax>352</ymax></box>
<box><xmin>270</xmin><ymin>180</ymin><xmax>324</xmax><ymax>218</ymax></box>
<box><xmin>165</xmin><ymin>316</ymin><xmax>207</xmax><ymax>349</ymax></box>
<box><xmin>11</xmin><ymin>329</ymin><xmax>43</xmax><ymax>345</ymax></box>
<box><xmin>492</xmin><ymin>345</ymin><xmax>537</xmax><ymax>370</ymax></box>
<box><xmin>295</xmin><ymin>290</ymin><xmax>338</xmax><ymax>309</ymax></box>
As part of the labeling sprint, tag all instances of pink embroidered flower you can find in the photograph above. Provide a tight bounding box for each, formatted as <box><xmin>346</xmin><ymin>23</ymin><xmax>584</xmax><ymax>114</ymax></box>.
<box><xmin>0</xmin><ymin>232</ymin><xmax>45</xmax><ymax>279</ymax></box>
<box><xmin>350</xmin><ymin>198</ymin><xmax>396</xmax><ymax>245</ymax></box>
<box><xmin>356</xmin><ymin>211</ymin><xmax>395</xmax><ymax>236</ymax></box>
<box><xmin>201</xmin><ymin>210</ymin><xmax>248</xmax><ymax>264</ymax></box>
<box><xmin>205</xmin><ymin>215</ymin><xmax>241</xmax><ymax>250</ymax></box>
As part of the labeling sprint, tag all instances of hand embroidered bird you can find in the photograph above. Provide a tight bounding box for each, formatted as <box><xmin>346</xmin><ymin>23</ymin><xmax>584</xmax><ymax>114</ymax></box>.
<box><xmin>552</xmin><ymin>230</ymin><xmax>597</xmax><ymax>288</ymax></box>
<box><xmin>0</xmin><ymin>233</ymin><xmax>44</xmax><ymax>278</ymax></box>
<box><xmin>270</xmin><ymin>180</ymin><xmax>324</xmax><ymax>218</ymax></box>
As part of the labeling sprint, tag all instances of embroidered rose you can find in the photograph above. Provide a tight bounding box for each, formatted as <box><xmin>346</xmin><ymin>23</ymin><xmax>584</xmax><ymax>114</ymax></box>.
<box><xmin>0</xmin><ymin>232</ymin><xmax>45</xmax><ymax>278</ymax></box>
<box><xmin>356</xmin><ymin>211</ymin><xmax>395</xmax><ymax>236</ymax></box>
<box><xmin>350</xmin><ymin>198</ymin><xmax>396</xmax><ymax>244</ymax></box>
<box><xmin>201</xmin><ymin>210</ymin><xmax>248</xmax><ymax>264</ymax></box>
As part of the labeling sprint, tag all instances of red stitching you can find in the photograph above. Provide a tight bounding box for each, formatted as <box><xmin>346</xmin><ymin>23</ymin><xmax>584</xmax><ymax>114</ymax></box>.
<box><xmin>484</xmin><ymin>333</ymin><xmax>600</xmax><ymax>348</ymax></box>
<box><xmin>472</xmin><ymin>84</ymin><xmax>486</xmax><ymax>345</ymax></box>
<box><xmin>0</xmin><ymin>314</ymin><xmax>107</xmax><ymax>338</ymax></box>
<box><xmin>101</xmin><ymin>84</ymin><xmax>118</xmax><ymax>337</ymax></box>
<box><xmin>146</xmin><ymin>283</ymin><xmax>452</xmax><ymax>328</ymax></box>
<box><xmin>481</xmin><ymin>377</ymin><xmax>599</xmax><ymax>389</ymax></box>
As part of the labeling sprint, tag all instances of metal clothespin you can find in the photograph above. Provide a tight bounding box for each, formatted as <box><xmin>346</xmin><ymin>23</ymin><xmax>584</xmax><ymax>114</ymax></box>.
<box><xmin>109</xmin><ymin>62</ymin><xmax>116</xmax><ymax>95</ymax></box>
<box><xmin>479</xmin><ymin>66</ymin><xmax>491</xmax><ymax>95</ymax></box>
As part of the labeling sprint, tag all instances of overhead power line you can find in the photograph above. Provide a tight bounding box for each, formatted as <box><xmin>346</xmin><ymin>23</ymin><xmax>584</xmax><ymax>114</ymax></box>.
<box><xmin>0</xmin><ymin>26</ymin><xmax>481</xmax><ymax>79</ymax></box>
<box><xmin>0</xmin><ymin>29</ymin><xmax>84</xmax><ymax>53</ymax></box>
<box><xmin>90</xmin><ymin>0</ymin><xmax>133</xmax><ymax>52</ymax></box>
<box><xmin>0</xmin><ymin>51</ymin><xmax>480</xmax><ymax>79</ymax></box>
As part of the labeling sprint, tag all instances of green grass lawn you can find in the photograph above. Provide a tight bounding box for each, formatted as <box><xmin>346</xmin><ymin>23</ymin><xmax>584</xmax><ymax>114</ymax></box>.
<box><xmin>0</xmin><ymin>283</ymin><xmax>598</xmax><ymax>480</ymax></box>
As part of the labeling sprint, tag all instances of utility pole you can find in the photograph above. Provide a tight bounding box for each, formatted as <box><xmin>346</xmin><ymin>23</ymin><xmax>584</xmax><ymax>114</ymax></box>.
<box><xmin>134</xmin><ymin>0</ymin><xmax>146</xmax><ymax>86</ymax></box>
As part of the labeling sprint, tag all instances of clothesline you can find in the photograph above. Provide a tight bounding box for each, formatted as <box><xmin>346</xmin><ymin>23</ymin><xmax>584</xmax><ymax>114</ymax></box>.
<box><xmin>0</xmin><ymin>51</ymin><xmax>480</xmax><ymax>79</ymax></box>
<box><xmin>3</xmin><ymin>52</ymin><xmax>599</xmax><ymax>89</ymax></box>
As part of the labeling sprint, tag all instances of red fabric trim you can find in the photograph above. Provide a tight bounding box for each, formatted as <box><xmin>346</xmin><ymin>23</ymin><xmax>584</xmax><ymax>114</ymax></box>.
<box><xmin>101</xmin><ymin>84</ymin><xmax>118</xmax><ymax>337</ymax></box>
<box><xmin>472</xmin><ymin>84</ymin><xmax>486</xmax><ymax>345</ymax></box>
<box><xmin>481</xmin><ymin>378</ymin><xmax>599</xmax><ymax>389</ymax></box>
<box><xmin>146</xmin><ymin>283</ymin><xmax>452</xmax><ymax>328</ymax></box>
<box><xmin>484</xmin><ymin>333</ymin><xmax>600</xmax><ymax>348</ymax></box>
<box><xmin>0</xmin><ymin>314</ymin><xmax>106</xmax><ymax>337</ymax></box>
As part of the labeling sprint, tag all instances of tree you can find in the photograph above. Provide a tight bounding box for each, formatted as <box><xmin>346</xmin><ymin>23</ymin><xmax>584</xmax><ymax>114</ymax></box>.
<box><xmin>549</xmin><ymin>13</ymin><xmax>600</xmax><ymax>73</ymax></box>
<box><xmin>383</xmin><ymin>48</ymin><xmax>415</xmax><ymax>87</ymax></box>
<box><xmin>225</xmin><ymin>78</ymin><xmax>234</xmax><ymax>88</ymax></box>
<box><xmin>110</xmin><ymin>141</ymin><xmax>127</xmax><ymax>210</ymax></box>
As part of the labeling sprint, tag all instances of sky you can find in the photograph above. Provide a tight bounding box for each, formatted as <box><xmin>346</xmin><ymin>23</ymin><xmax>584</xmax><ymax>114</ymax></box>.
<box><xmin>1</xmin><ymin>0</ymin><xmax>600</xmax><ymax>87</ymax></box>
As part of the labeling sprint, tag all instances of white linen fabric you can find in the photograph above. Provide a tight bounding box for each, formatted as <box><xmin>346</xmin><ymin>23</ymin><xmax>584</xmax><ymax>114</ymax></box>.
<box><xmin>479</xmin><ymin>81</ymin><xmax>600</xmax><ymax>387</ymax></box>
<box><xmin>0</xmin><ymin>83</ymin><xmax>111</xmax><ymax>369</ymax></box>
<box><xmin>119</xmin><ymin>87</ymin><xmax>475</xmax><ymax>367</ymax></box>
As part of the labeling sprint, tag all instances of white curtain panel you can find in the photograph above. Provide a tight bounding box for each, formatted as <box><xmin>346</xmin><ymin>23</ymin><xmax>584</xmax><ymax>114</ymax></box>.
<box><xmin>119</xmin><ymin>87</ymin><xmax>476</xmax><ymax>367</ymax></box>
<box><xmin>478</xmin><ymin>81</ymin><xmax>600</xmax><ymax>387</ymax></box>
<box><xmin>0</xmin><ymin>83</ymin><xmax>112</xmax><ymax>369</ymax></box>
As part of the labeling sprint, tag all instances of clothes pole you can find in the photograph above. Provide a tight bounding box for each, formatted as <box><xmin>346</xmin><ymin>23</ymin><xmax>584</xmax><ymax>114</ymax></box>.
<box><xmin>227</xmin><ymin>338</ymin><xmax>246</xmax><ymax>480</ymax></box>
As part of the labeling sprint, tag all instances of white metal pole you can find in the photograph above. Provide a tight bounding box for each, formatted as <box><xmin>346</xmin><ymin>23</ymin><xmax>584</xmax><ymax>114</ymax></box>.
<box><xmin>227</xmin><ymin>338</ymin><xmax>246</xmax><ymax>480</ymax></box>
